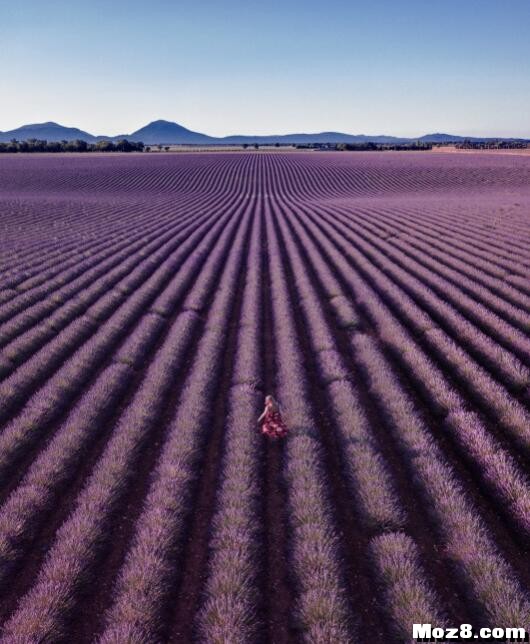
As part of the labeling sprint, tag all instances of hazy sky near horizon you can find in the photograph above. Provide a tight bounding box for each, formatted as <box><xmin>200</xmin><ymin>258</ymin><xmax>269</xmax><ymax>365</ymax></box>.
<box><xmin>1</xmin><ymin>0</ymin><xmax>529</xmax><ymax>137</ymax></box>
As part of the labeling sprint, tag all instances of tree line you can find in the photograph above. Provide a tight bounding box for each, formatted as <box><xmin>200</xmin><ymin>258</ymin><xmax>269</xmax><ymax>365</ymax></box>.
<box><xmin>0</xmin><ymin>139</ymin><xmax>145</xmax><ymax>153</ymax></box>
<box><xmin>337</xmin><ymin>141</ymin><xmax>432</xmax><ymax>151</ymax></box>
<box><xmin>455</xmin><ymin>140</ymin><xmax>528</xmax><ymax>150</ymax></box>
<box><xmin>295</xmin><ymin>142</ymin><xmax>433</xmax><ymax>151</ymax></box>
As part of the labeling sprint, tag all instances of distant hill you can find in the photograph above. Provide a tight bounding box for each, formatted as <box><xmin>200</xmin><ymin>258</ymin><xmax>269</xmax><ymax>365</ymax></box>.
<box><xmin>418</xmin><ymin>132</ymin><xmax>526</xmax><ymax>144</ymax></box>
<box><xmin>0</xmin><ymin>120</ymin><xmax>526</xmax><ymax>145</ymax></box>
<box><xmin>219</xmin><ymin>132</ymin><xmax>410</xmax><ymax>145</ymax></box>
<box><xmin>0</xmin><ymin>122</ymin><xmax>96</xmax><ymax>143</ymax></box>
<box><xmin>127</xmin><ymin>120</ymin><xmax>216</xmax><ymax>144</ymax></box>
<box><xmin>418</xmin><ymin>133</ymin><xmax>467</xmax><ymax>143</ymax></box>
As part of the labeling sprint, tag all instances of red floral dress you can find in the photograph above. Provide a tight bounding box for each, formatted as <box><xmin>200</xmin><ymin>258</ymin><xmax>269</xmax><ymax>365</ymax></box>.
<box><xmin>261</xmin><ymin>403</ymin><xmax>288</xmax><ymax>439</ymax></box>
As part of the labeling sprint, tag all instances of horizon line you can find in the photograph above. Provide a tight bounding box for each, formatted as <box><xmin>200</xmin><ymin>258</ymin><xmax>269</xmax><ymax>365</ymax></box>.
<box><xmin>1</xmin><ymin>119</ymin><xmax>529</xmax><ymax>141</ymax></box>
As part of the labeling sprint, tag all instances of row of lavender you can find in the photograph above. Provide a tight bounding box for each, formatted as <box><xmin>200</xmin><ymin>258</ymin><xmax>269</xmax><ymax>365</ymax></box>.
<box><xmin>195</xmin><ymin>153</ymin><xmax>530</xmax><ymax>640</ymax></box>
<box><xmin>0</xmin><ymin>196</ymin><xmax>255</xmax><ymax>639</ymax></box>
<box><xmin>0</xmin><ymin>152</ymin><xmax>529</xmax><ymax>642</ymax></box>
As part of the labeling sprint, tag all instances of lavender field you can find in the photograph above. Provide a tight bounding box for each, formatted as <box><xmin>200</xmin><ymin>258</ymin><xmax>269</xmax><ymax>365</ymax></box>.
<box><xmin>0</xmin><ymin>151</ymin><xmax>529</xmax><ymax>643</ymax></box>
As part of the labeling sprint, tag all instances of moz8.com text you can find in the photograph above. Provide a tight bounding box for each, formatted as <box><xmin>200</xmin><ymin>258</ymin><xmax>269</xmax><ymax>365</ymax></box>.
<box><xmin>413</xmin><ymin>623</ymin><xmax>528</xmax><ymax>642</ymax></box>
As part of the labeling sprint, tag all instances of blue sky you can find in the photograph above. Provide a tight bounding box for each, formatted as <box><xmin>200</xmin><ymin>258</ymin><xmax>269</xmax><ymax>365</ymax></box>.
<box><xmin>1</xmin><ymin>0</ymin><xmax>529</xmax><ymax>137</ymax></box>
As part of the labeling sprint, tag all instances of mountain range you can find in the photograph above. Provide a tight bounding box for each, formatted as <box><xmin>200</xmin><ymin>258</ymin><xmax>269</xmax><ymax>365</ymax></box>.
<box><xmin>0</xmin><ymin>120</ymin><xmax>526</xmax><ymax>145</ymax></box>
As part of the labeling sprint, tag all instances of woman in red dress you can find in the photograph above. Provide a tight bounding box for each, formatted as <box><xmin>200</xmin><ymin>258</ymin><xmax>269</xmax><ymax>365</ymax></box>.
<box><xmin>258</xmin><ymin>395</ymin><xmax>288</xmax><ymax>439</ymax></box>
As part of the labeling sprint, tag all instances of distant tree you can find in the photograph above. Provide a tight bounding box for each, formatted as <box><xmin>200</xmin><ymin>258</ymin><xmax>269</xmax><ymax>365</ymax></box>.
<box><xmin>65</xmin><ymin>139</ymin><xmax>88</xmax><ymax>152</ymax></box>
<box><xmin>115</xmin><ymin>139</ymin><xmax>134</xmax><ymax>152</ymax></box>
<box><xmin>0</xmin><ymin>137</ymin><xmax>143</xmax><ymax>154</ymax></box>
<box><xmin>274</xmin><ymin>142</ymin><xmax>280</xmax><ymax>148</ymax></box>
<box><xmin>157</xmin><ymin>144</ymin><xmax>163</xmax><ymax>151</ymax></box>
<box><xmin>254</xmin><ymin>143</ymin><xmax>259</xmax><ymax>150</ymax></box>
<box><xmin>242</xmin><ymin>143</ymin><xmax>248</xmax><ymax>149</ymax></box>
<box><xmin>145</xmin><ymin>146</ymin><xmax>151</xmax><ymax>152</ymax></box>
<box><xmin>96</xmin><ymin>140</ymin><xmax>116</xmax><ymax>152</ymax></box>
<box><xmin>164</xmin><ymin>146</ymin><xmax>170</xmax><ymax>151</ymax></box>
<box><xmin>35</xmin><ymin>139</ymin><xmax>48</xmax><ymax>151</ymax></box>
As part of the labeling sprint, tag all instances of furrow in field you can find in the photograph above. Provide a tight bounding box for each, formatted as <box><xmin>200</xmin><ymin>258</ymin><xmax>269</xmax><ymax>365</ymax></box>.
<box><xmin>280</xmin><ymin>196</ymin><xmax>530</xmax><ymax>574</ymax></box>
<box><xmin>0</xmin><ymin>191</ymin><xmax>247</xmax><ymax>501</ymax></box>
<box><xmin>0</xmin><ymin>188</ymin><xmax>222</xmax><ymax>323</ymax></box>
<box><xmin>0</xmin><ymin>206</ymin><xmax>209</xmax><ymax>354</ymax></box>
<box><xmin>195</xmin><ymin>206</ymin><xmax>266</xmax><ymax>644</ymax></box>
<box><xmin>1</xmin><ymin>191</ymin><xmax>248</xmax><ymax>592</ymax></box>
<box><xmin>0</xmin><ymin>151</ymin><xmax>529</xmax><ymax>642</ymax></box>
<box><xmin>271</xmin><ymin>203</ymin><xmax>452</xmax><ymax>641</ymax></box>
<box><xmin>0</xmin><ymin>170</ymin><xmax>251</xmax><ymax>369</ymax></box>
<box><xmin>0</xmin><ymin>200</ymin><xmax>252</xmax><ymax>642</ymax></box>
<box><xmin>294</xmin><ymin>203</ymin><xmax>530</xmax><ymax>442</ymax></box>
<box><xmin>0</xmin><ymin>201</ymin><xmax>231</xmax><ymax>428</ymax></box>
<box><xmin>324</xmin><ymin>203</ymin><xmax>530</xmax><ymax>352</ymax></box>
<box><xmin>336</xmin><ymin>204</ymin><xmax>530</xmax><ymax>324</ymax></box>
<box><xmin>261</xmin><ymin>198</ymin><xmax>356</xmax><ymax>642</ymax></box>
<box><xmin>92</xmin><ymin>203</ymin><xmax>253</xmax><ymax>643</ymax></box>
<box><xmin>355</xmin><ymin>201</ymin><xmax>530</xmax><ymax>286</ymax></box>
